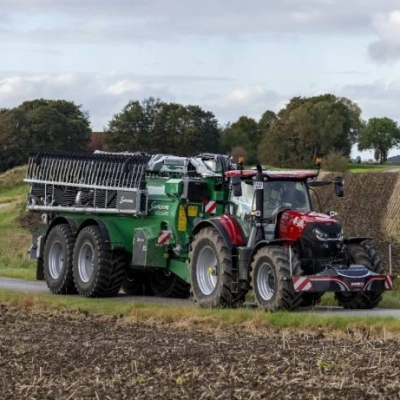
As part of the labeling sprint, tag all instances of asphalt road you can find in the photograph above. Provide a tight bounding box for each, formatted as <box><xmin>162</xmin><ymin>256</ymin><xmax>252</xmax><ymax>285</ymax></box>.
<box><xmin>1</xmin><ymin>277</ymin><xmax>400</xmax><ymax>318</ymax></box>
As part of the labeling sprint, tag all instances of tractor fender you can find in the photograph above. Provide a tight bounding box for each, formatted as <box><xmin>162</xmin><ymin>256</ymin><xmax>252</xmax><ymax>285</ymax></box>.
<box><xmin>249</xmin><ymin>238</ymin><xmax>297</xmax><ymax>264</ymax></box>
<box><xmin>192</xmin><ymin>215</ymin><xmax>246</xmax><ymax>250</ymax></box>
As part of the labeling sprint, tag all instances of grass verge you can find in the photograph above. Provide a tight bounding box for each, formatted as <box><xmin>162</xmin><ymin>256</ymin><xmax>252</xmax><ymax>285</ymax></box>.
<box><xmin>0</xmin><ymin>171</ymin><xmax>36</xmax><ymax>280</ymax></box>
<box><xmin>1</xmin><ymin>288</ymin><xmax>400</xmax><ymax>335</ymax></box>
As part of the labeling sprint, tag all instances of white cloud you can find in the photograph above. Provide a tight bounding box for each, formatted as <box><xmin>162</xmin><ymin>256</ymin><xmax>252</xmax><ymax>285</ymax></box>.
<box><xmin>105</xmin><ymin>80</ymin><xmax>143</xmax><ymax>96</ymax></box>
<box><xmin>369</xmin><ymin>10</ymin><xmax>400</xmax><ymax>63</ymax></box>
<box><xmin>342</xmin><ymin>78</ymin><xmax>400</xmax><ymax>122</ymax></box>
<box><xmin>1</xmin><ymin>0</ymin><xmax>399</xmax><ymax>44</ymax></box>
<box><xmin>0</xmin><ymin>73</ymin><xmax>177</xmax><ymax>129</ymax></box>
<box><xmin>2</xmin><ymin>1</ymin><xmax>400</xmax><ymax>136</ymax></box>
<box><xmin>205</xmin><ymin>85</ymin><xmax>286</xmax><ymax>124</ymax></box>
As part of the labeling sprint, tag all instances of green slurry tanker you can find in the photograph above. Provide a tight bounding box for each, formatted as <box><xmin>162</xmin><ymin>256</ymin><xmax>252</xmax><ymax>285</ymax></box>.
<box><xmin>25</xmin><ymin>150</ymin><xmax>395</xmax><ymax>311</ymax></box>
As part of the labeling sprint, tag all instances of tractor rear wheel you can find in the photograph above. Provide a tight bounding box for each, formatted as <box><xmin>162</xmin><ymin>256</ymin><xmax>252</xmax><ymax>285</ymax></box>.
<box><xmin>43</xmin><ymin>224</ymin><xmax>76</xmax><ymax>294</ymax></box>
<box><xmin>72</xmin><ymin>225</ymin><xmax>125</xmax><ymax>297</ymax></box>
<box><xmin>190</xmin><ymin>227</ymin><xmax>246</xmax><ymax>307</ymax></box>
<box><xmin>148</xmin><ymin>270</ymin><xmax>190</xmax><ymax>298</ymax></box>
<box><xmin>250</xmin><ymin>246</ymin><xmax>302</xmax><ymax>312</ymax></box>
<box><xmin>335</xmin><ymin>243</ymin><xmax>383</xmax><ymax>309</ymax></box>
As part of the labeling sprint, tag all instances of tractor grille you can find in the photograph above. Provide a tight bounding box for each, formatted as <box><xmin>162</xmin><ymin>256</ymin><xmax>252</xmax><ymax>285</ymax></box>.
<box><xmin>25</xmin><ymin>150</ymin><xmax>151</xmax><ymax>215</ymax></box>
<box><xmin>300</xmin><ymin>221</ymin><xmax>345</xmax><ymax>273</ymax></box>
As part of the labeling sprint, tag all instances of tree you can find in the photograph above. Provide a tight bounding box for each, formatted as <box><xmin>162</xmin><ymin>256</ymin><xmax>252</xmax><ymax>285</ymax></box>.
<box><xmin>358</xmin><ymin>117</ymin><xmax>400</xmax><ymax>164</ymax></box>
<box><xmin>0</xmin><ymin>99</ymin><xmax>91</xmax><ymax>172</ymax></box>
<box><xmin>220</xmin><ymin>116</ymin><xmax>261</xmax><ymax>164</ymax></box>
<box><xmin>258</xmin><ymin>94</ymin><xmax>363</xmax><ymax>168</ymax></box>
<box><xmin>258</xmin><ymin>110</ymin><xmax>277</xmax><ymax>133</ymax></box>
<box><xmin>104</xmin><ymin>98</ymin><xmax>220</xmax><ymax>156</ymax></box>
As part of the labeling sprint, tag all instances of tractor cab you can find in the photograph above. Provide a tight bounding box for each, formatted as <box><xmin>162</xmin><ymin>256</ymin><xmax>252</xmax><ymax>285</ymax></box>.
<box><xmin>226</xmin><ymin>169</ymin><xmax>315</xmax><ymax>241</ymax></box>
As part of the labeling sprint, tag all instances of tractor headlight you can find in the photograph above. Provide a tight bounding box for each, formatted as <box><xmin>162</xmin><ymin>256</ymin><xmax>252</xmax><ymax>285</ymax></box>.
<box><xmin>313</xmin><ymin>228</ymin><xmax>329</xmax><ymax>241</ymax></box>
<box><xmin>313</xmin><ymin>228</ymin><xmax>343</xmax><ymax>241</ymax></box>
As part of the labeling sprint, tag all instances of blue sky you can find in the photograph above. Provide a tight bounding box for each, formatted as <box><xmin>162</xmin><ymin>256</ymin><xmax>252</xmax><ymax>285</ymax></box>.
<box><xmin>2</xmin><ymin>0</ymin><xmax>400</xmax><ymax>159</ymax></box>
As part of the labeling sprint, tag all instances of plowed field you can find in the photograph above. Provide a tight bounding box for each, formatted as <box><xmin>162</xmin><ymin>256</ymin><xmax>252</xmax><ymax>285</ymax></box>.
<box><xmin>1</xmin><ymin>304</ymin><xmax>400</xmax><ymax>399</ymax></box>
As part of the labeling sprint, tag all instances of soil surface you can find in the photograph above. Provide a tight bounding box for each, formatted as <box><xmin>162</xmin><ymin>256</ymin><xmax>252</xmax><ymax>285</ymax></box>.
<box><xmin>1</xmin><ymin>305</ymin><xmax>400</xmax><ymax>400</ymax></box>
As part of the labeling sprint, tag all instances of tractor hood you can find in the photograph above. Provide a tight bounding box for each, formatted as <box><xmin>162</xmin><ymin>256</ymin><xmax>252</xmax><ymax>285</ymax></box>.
<box><xmin>278</xmin><ymin>209</ymin><xmax>342</xmax><ymax>241</ymax></box>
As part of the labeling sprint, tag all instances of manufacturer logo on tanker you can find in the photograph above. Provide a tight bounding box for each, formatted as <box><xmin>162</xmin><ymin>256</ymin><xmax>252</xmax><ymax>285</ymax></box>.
<box><xmin>116</xmin><ymin>191</ymin><xmax>136</xmax><ymax>210</ymax></box>
<box><xmin>151</xmin><ymin>201</ymin><xmax>170</xmax><ymax>216</ymax></box>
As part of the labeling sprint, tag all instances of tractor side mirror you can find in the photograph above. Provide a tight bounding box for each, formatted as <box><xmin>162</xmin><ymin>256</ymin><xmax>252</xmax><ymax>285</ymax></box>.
<box><xmin>231</xmin><ymin>176</ymin><xmax>242</xmax><ymax>197</ymax></box>
<box><xmin>334</xmin><ymin>176</ymin><xmax>344</xmax><ymax>197</ymax></box>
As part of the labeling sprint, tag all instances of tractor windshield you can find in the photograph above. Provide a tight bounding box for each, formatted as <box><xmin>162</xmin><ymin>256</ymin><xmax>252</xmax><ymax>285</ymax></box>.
<box><xmin>264</xmin><ymin>180</ymin><xmax>311</xmax><ymax>217</ymax></box>
<box><xmin>231</xmin><ymin>180</ymin><xmax>311</xmax><ymax>223</ymax></box>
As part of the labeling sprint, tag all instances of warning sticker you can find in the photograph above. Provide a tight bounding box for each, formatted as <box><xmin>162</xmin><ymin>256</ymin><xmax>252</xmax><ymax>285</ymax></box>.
<box><xmin>187</xmin><ymin>205</ymin><xmax>198</xmax><ymax>217</ymax></box>
<box><xmin>178</xmin><ymin>205</ymin><xmax>187</xmax><ymax>231</ymax></box>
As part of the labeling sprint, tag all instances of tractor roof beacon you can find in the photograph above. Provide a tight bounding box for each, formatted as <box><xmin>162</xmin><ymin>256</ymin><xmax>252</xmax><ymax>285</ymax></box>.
<box><xmin>24</xmin><ymin>150</ymin><xmax>395</xmax><ymax>311</ymax></box>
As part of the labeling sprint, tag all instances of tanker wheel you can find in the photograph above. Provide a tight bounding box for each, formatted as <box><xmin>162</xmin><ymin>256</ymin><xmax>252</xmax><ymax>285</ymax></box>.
<box><xmin>250</xmin><ymin>246</ymin><xmax>302</xmax><ymax>312</ymax></box>
<box><xmin>335</xmin><ymin>243</ymin><xmax>383</xmax><ymax>309</ymax></box>
<box><xmin>190</xmin><ymin>227</ymin><xmax>246</xmax><ymax>308</ymax></box>
<box><xmin>148</xmin><ymin>270</ymin><xmax>190</xmax><ymax>298</ymax></box>
<box><xmin>43</xmin><ymin>223</ymin><xmax>77</xmax><ymax>295</ymax></box>
<box><xmin>122</xmin><ymin>272</ymin><xmax>153</xmax><ymax>296</ymax></box>
<box><xmin>72</xmin><ymin>225</ymin><xmax>126</xmax><ymax>297</ymax></box>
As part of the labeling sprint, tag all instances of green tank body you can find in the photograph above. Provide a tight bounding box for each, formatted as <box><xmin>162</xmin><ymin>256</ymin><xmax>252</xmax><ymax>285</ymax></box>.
<box><xmin>25</xmin><ymin>150</ymin><xmax>231</xmax><ymax>298</ymax></box>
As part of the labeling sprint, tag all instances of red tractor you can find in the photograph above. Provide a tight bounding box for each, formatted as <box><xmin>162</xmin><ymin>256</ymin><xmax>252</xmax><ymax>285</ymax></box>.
<box><xmin>189</xmin><ymin>164</ymin><xmax>395</xmax><ymax>311</ymax></box>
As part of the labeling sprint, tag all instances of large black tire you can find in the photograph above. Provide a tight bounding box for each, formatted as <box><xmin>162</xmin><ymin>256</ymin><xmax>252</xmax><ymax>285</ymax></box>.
<box><xmin>299</xmin><ymin>292</ymin><xmax>324</xmax><ymax>307</ymax></box>
<box><xmin>122</xmin><ymin>271</ymin><xmax>153</xmax><ymax>296</ymax></box>
<box><xmin>335</xmin><ymin>243</ymin><xmax>383</xmax><ymax>309</ymax></box>
<box><xmin>148</xmin><ymin>270</ymin><xmax>190</xmax><ymax>298</ymax></box>
<box><xmin>72</xmin><ymin>225</ymin><xmax>126</xmax><ymax>297</ymax></box>
<box><xmin>190</xmin><ymin>227</ymin><xmax>247</xmax><ymax>308</ymax></box>
<box><xmin>43</xmin><ymin>224</ymin><xmax>76</xmax><ymax>294</ymax></box>
<box><xmin>250</xmin><ymin>246</ymin><xmax>302</xmax><ymax>312</ymax></box>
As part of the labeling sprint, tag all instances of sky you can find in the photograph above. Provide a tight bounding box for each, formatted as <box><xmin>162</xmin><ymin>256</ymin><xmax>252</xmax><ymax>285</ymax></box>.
<box><xmin>2</xmin><ymin>0</ymin><xmax>400</xmax><ymax>159</ymax></box>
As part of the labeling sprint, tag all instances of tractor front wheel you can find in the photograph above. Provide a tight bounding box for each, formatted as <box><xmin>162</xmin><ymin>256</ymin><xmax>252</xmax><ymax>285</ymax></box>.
<box><xmin>250</xmin><ymin>246</ymin><xmax>302</xmax><ymax>312</ymax></box>
<box><xmin>335</xmin><ymin>244</ymin><xmax>383</xmax><ymax>309</ymax></box>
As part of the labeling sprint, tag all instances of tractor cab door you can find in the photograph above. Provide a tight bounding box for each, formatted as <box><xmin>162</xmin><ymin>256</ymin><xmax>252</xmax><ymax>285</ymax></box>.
<box><xmin>229</xmin><ymin>181</ymin><xmax>254</xmax><ymax>238</ymax></box>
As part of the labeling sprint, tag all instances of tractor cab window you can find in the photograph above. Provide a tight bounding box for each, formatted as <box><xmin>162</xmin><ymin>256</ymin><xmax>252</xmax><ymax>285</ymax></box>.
<box><xmin>264</xmin><ymin>180</ymin><xmax>310</xmax><ymax>218</ymax></box>
<box><xmin>230</xmin><ymin>180</ymin><xmax>311</xmax><ymax>235</ymax></box>
<box><xmin>230</xmin><ymin>181</ymin><xmax>254</xmax><ymax>235</ymax></box>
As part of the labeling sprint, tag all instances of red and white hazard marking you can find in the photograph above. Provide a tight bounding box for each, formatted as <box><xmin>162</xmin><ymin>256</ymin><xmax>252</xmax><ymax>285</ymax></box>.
<box><xmin>292</xmin><ymin>276</ymin><xmax>313</xmax><ymax>292</ymax></box>
<box><xmin>204</xmin><ymin>200</ymin><xmax>217</xmax><ymax>214</ymax></box>
<box><xmin>385</xmin><ymin>276</ymin><xmax>394</xmax><ymax>290</ymax></box>
<box><xmin>158</xmin><ymin>230</ymin><xmax>172</xmax><ymax>245</ymax></box>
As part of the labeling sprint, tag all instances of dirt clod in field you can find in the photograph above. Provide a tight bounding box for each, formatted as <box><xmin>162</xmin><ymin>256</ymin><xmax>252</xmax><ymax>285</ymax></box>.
<box><xmin>1</xmin><ymin>305</ymin><xmax>400</xmax><ymax>400</ymax></box>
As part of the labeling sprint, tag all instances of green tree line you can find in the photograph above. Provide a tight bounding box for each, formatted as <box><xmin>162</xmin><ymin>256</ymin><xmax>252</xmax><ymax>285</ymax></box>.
<box><xmin>1</xmin><ymin>95</ymin><xmax>399</xmax><ymax>173</ymax></box>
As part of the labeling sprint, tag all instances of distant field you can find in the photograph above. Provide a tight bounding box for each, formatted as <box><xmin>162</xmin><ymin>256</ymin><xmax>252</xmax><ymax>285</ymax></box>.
<box><xmin>347</xmin><ymin>163</ymin><xmax>400</xmax><ymax>173</ymax></box>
